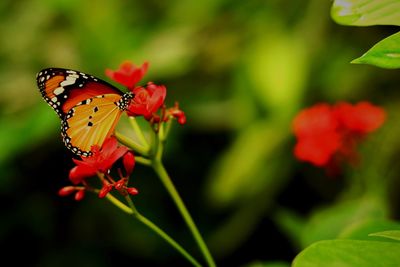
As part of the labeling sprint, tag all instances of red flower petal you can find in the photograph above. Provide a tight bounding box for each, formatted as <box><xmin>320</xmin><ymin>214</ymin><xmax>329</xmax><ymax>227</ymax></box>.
<box><xmin>334</xmin><ymin>101</ymin><xmax>386</xmax><ymax>134</ymax></box>
<box><xmin>69</xmin><ymin>165</ymin><xmax>97</xmax><ymax>184</ymax></box>
<box><xmin>294</xmin><ymin>132</ymin><xmax>341</xmax><ymax>166</ymax></box>
<box><xmin>72</xmin><ymin>157</ymin><xmax>97</xmax><ymax>169</ymax></box>
<box><xmin>293</xmin><ymin>103</ymin><xmax>338</xmax><ymax>137</ymax></box>
<box><xmin>100</xmin><ymin>137</ymin><xmax>119</xmax><ymax>159</ymax></box>
<box><xmin>69</xmin><ymin>137</ymin><xmax>130</xmax><ymax>184</ymax></box>
<box><xmin>126</xmin><ymin>102</ymin><xmax>150</xmax><ymax>117</ymax></box>
<box><xmin>105</xmin><ymin>61</ymin><xmax>149</xmax><ymax>89</ymax></box>
<box><xmin>146</xmin><ymin>84</ymin><xmax>167</xmax><ymax>114</ymax></box>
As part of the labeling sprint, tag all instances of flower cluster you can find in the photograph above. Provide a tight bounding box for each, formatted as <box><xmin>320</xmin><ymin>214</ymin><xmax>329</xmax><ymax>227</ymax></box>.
<box><xmin>59</xmin><ymin>61</ymin><xmax>186</xmax><ymax>201</ymax></box>
<box><xmin>106</xmin><ymin>61</ymin><xmax>186</xmax><ymax>126</ymax></box>
<box><xmin>292</xmin><ymin>101</ymin><xmax>386</xmax><ymax>172</ymax></box>
<box><xmin>59</xmin><ymin>137</ymin><xmax>138</xmax><ymax>200</ymax></box>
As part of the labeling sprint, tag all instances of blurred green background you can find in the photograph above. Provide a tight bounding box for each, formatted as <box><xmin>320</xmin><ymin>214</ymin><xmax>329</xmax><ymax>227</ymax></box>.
<box><xmin>1</xmin><ymin>0</ymin><xmax>400</xmax><ymax>266</ymax></box>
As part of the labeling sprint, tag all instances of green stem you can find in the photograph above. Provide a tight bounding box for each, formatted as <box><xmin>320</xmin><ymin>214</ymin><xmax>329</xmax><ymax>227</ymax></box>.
<box><xmin>105</xmin><ymin>193</ymin><xmax>202</xmax><ymax>267</ymax></box>
<box><xmin>105</xmin><ymin>193</ymin><xmax>133</xmax><ymax>214</ymax></box>
<box><xmin>152</xmin><ymin>160</ymin><xmax>216</xmax><ymax>267</ymax></box>
<box><xmin>135</xmin><ymin>156</ymin><xmax>152</xmax><ymax>166</ymax></box>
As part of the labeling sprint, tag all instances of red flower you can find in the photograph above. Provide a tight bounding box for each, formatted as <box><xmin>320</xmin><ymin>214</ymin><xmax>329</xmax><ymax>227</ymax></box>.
<box><xmin>333</xmin><ymin>101</ymin><xmax>386</xmax><ymax>134</ymax></box>
<box><xmin>105</xmin><ymin>61</ymin><xmax>149</xmax><ymax>89</ymax></box>
<box><xmin>165</xmin><ymin>102</ymin><xmax>187</xmax><ymax>125</ymax></box>
<box><xmin>126</xmin><ymin>82</ymin><xmax>167</xmax><ymax>120</ymax></box>
<box><xmin>292</xmin><ymin>101</ymin><xmax>386</xmax><ymax>171</ymax></box>
<box><xmin>69</xmin><ymin>137</ymin><xmax>129</xmax><ymax>184</ymax></box>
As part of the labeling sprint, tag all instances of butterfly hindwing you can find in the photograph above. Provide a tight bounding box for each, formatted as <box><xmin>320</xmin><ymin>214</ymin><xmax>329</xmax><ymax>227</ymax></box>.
<box><xmin>62</xmin><ymin>94</ymin><xmax>123</xmax><ymax>156</ymax></box>
<box><xmin>36</xmin><ymin>68</ymin><xmax>133</xmax><ymax>157</ymax></box>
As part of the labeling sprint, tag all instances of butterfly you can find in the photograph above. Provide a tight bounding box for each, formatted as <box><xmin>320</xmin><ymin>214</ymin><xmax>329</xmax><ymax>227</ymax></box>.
<box><xmin>36</xmin><ymin>68</ymin><xmax>133</xmax><ymax>157</ymax></box>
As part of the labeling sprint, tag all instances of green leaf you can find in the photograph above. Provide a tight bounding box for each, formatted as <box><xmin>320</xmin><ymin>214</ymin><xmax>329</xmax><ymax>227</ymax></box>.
<box><xmin>369</xmin><ymin>230</ymin><xmax>400</xmax><ymax>242</ymax></box>
<box><xmin>352</xmin><ymin>31</ymin><xmax>400</xmax><ymax>68</ymax></box>
<box><xmin>331</xmin><ymin>0</ymin><xmax>400</xmax><ymax>26</ymax></box>
<box><xmin>339</xmin><ymin>219</ymin><xmax>400</xmax><ymax>241</ymax></box>
<box><xmin>293</xmin><ymin>240</ymin><xmax>400</xmax><ymax>267</ymax></box>
<box><xmin>300</xmin><ymin>197</ymin><xmax>387</xmax><ymax>248</ymax></box>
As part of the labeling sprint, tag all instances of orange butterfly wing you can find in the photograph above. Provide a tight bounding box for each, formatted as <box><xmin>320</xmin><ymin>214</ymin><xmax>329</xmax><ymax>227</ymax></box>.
<box><xmin>37</xmin><ymin>68</ymin><xmax>120</xmax><ymax>118</ymax></box>
<box><xmin>62</xmin><ymin>94</ymin><xmax>125</xmax><ymax>156</ymax></box>
<box><xmin>36</xmin><ymin>68</ymin><xmax>133</xmax><ymax>157</ymax></box>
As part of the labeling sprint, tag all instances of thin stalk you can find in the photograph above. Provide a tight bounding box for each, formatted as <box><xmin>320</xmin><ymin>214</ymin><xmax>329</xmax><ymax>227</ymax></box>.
<box><xmin>105</xmin><ymin>193</ymin><xmax>133</xmax><ymax>214</ymax></box>
<box><xmin>135</xmin><ymin>156</ymin><xmax>152</xmax><ymax>166</ymax></box>
<box><xmin>152</xmin><ymin>160</ymin><xmax>216</xmax><ymax>267</ymax></box>
<box><xmin>105</xmin><ymin>193</ymin><xmax>202</xmax><ymax>267</ymax></box>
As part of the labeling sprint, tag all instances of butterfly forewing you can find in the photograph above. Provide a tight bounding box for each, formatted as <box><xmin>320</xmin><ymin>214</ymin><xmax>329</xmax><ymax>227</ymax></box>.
<box><xmin>36</xmin><ymin>68</ymin><xmax>122</xmax><ymax>118</ymax></box>
<box><xmin>36</xmin><ymin>68</ymin><xmax>133</xmax><ymax>157</ymax></box>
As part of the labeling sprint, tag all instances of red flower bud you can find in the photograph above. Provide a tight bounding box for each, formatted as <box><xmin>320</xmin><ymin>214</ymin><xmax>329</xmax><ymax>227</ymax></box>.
<box><xmin>114</xmin><ymin>178</ymin><xmax>127</xmax><ymax>190</ymax></box>
<box><xmin>98</xmin><ymin>183</ymin><xmax>113</xmax><ymax>198</ymax></box>
<box><xmin>58</xmin><ymin>186</ymin><xmax>76</xmax><ymax>196</ymax></box>
<box><xmin>127</xmin><ymin>187</ymin><xmax>139</xmax><ymax>195</ymax></box>
<box><xmin>165</xmin><ymin>102</ymin><xmax>186</xmax><ymax>125</ymax></box>
<box><xmin>74</xmin><ymin>190</ymin><xmax>85</xmax><ymax>201</ymax></box>
<box><xmin>123</xmin><ymin>151</ymin><xmax>135</xmax><ymax>176</ymax></box>
<box><xmin>177</xmin><ymin>114</ymin><xmax>186</xmax><ymax>125</ymax></box>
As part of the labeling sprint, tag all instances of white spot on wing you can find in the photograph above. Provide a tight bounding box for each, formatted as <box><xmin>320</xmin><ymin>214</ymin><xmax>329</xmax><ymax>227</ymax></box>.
<box><xmin>69</xmin><ymin>74</ymin><xmax>79</xmax><ymax>79</ymax></box>
<box><xmin>54</xmin><ymin>87</ymin><xmax>65</xmax><ymax>95</ymax></box>
<box><xmin>60</xmin><ymin>75</ymin><xmax>78</xmax><ymax>87</ymax></box>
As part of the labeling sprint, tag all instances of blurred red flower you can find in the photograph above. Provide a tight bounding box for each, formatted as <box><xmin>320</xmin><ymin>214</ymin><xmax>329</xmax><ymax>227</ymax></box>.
<box><xmin>69</xmin><ymin>137</ymin><xmax>130</xmax><ymax>184</ymax></box>
<box><xmin>105</xmin><ymin>61</ymin><xmax>149</xmax><ymax>89</ymax></box>
<box><xmin>292</xmin><ymin>101</ymin><xmax>386</xmax><ymax>171</ymax></box>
